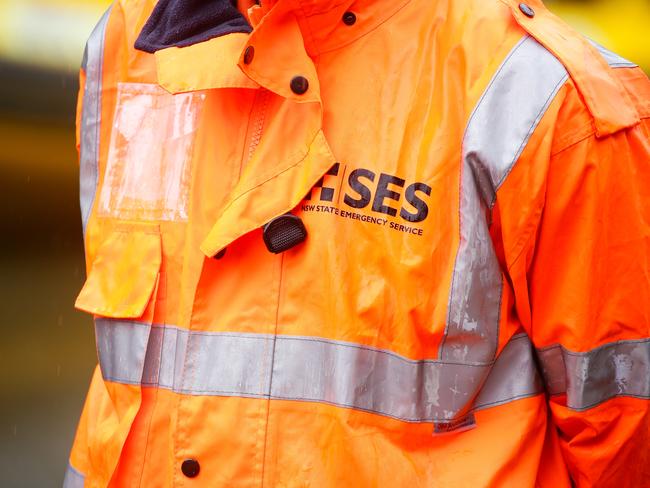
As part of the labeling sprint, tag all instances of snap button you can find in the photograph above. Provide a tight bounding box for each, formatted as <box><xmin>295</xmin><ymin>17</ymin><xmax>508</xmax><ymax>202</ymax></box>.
<box><xmin>290</xmin><ymin>76</ymin><xmax>309</xmax><ymax>95</ymax></box>
<box><xmin>518</xmin><ymin>3</ymin><xmax>535</xmax><ymax>18</ymax></box>
<box><xmin>181</xmin><ymin>459</ymin><xmax>200</xmax><ymax>478</ymax></box>
<box><xmin>213</xmin><ymin>248</ymin><xmax>227</xmax><ymax>260</ymax></box>
<box><xmin>263</xmin><ymin>214</ymin><xmax>307</xmax><ymax>254</ymax></box>
<box><xmin>243</xmin><ymin>45</ymin><xmax>255</xmax><ymax>65</ymax></box>
<box><xmin>342</xmin><ymin>11</ymin><xmax>357</xmax><ymax>26</ymax></box>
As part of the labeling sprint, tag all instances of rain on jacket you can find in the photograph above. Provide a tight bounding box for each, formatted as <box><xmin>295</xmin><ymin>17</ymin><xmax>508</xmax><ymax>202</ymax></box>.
<box><xmin>64</xmin><ymin>0</ymin><xmax>650</xmax><ymax>486</ymax></box>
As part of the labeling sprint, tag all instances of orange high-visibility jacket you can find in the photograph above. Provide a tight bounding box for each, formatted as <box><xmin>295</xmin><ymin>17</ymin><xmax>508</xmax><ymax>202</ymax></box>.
<box><xmin>65</xmin><ymin>0</ymin><xmax>650</xmax><ymax>486</ymax></box>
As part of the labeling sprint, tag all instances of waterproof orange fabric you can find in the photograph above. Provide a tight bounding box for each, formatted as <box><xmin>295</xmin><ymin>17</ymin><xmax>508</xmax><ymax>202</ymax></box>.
<box><xmin>67</xmin><ymin>0</ymin><xmax>650</xmax><ymax>487</ymax></box>
<box><xmin>75</xmin><ymin>224</ymin><xmax>161</xmax><ymax>318</ymax></box>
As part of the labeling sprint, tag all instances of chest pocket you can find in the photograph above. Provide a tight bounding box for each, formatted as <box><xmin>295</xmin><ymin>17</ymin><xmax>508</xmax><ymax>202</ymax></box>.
<box><xmin>76</xmin><ymin>224</ymin><xmax>161</xmax><ymax>319</ymax></box>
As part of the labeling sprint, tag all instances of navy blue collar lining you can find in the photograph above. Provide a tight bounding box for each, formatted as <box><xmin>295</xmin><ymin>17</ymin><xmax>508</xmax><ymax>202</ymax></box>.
<box><xmin>135</xmin><ymin>0</ymin><xmax>252</xmax><ymax>54</ymax></box>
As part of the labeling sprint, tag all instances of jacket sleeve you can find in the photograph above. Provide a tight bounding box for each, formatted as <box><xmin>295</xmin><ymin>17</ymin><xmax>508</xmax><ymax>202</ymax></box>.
<box><xmin>505</xmin><ymin>105</ymin><xmax>650</xmax><ymax>487</ymax></box>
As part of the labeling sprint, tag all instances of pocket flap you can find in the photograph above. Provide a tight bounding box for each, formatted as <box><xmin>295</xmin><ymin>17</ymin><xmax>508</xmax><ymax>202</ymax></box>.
<box><xmin>75</xmin><ymin>226</ymin><xmax>162</xmax><ymax>318</ymax></box>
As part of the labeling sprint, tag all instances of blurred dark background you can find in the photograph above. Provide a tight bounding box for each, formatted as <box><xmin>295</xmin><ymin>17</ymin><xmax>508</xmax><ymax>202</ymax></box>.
<box><xmin>1</xmin><ymin>1</ymin><xmax>112</xmax><ymax>485</ymax></box>
<box><xmin>0</xmin><ymin>0</ymin><xmax>648</xmax><ymax>486</ymax></box>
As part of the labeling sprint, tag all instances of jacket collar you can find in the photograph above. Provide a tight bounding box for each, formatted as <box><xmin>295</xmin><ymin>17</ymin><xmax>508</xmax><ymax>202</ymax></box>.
<box><xmin>133</xmin><ymin>0</ymin><xmax>409</xmax><ymax>257</ymax></box>
<box><xmin>146</xmin><ymin>0</ymin><xmax>411</xmax><ymax>94</ymax></box>
<box><xmin>135</xmin><ymin>0</ymin><xmax>252</xmax><ymax>54</ymax></box>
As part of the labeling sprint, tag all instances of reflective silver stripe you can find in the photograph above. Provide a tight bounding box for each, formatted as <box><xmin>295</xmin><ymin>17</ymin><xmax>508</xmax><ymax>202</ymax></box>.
<box><xmin>538</xmin><ymin>339</ymin><xmax>650</xmax><ymax>411</ymax></box>
<box><xmin>474</xmin><ymin>334</ymin><xmax>544</xmax><ymax>410</ymax></box>
<box><xmin>96</xmin><ymin>319</ymin><xmax>543</xmax><ymax>422</ymax></box>
<box><xmin>79</xmin><ymin>7</ymin><xmax>111</xmax><ymax>235</ymax></box>
<box><xmin>96</xmin><ymin>317</ymin><xmax>151</xmax><ymax>386</ymax></box>
<box><xmin>590</xmin><ymin>40</ymin><xmax>637</xmax><ymax>68</ymax></box>
<box><xmin>63</xmin><ymin>463</ymin><xmax>85</xmax><ymax>488</ymax></box>
<box><xmin>441</xmin><ymin>35</ymin><xmax>568</xmax><ymax>369</ymax></box>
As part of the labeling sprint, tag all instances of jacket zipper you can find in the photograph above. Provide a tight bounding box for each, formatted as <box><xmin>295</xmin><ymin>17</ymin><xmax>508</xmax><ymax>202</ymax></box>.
<box><xmin>241</xmin><ymin>88</ymin><xmax>271</xmax><ymax>176</ymax></box>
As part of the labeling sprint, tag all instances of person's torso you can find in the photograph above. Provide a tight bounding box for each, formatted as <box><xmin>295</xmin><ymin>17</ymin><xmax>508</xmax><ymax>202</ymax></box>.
<box><xmin>72</xmin><ymin>0</ymin><xmax>632</xmax><ymax>485</ymax></box>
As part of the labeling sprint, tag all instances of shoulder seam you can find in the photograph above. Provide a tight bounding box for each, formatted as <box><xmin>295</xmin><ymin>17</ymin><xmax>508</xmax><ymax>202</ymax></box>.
<box><xmin>551</xmin><ymin>114</ymin><xmax>650</xmax><ymax>157</ymax></box>
<box><xmin>500</xmin><ymin>0</ymin><xmax>640</xmax><ymax>136</ymax></box>
<box><xmin>551</xmin><ymin>126</ymin><xmax>595</xmax><ymax>158</ymax></box>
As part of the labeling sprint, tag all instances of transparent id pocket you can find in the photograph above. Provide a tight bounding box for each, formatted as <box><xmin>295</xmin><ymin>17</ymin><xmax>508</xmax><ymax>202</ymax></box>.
<box><xmin>98</xmin><ymin>83</ymin><xmax>206</xmax><ymax>222</ymax></box>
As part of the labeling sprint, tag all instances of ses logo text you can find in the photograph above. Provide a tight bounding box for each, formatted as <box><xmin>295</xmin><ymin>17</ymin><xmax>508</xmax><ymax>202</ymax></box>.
<box><xmin>301</xmin><ymin>163</ymin><xmax>432</xmax><ymax>236</ymax></box>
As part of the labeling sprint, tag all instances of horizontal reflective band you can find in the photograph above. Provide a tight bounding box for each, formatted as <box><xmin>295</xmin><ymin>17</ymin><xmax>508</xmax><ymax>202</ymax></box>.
<box><xmin>96</xmin><ymin>319</ymin><xmax>543</xmax><ymax>423</ymax></box>
<box><xmin>538</xmin><ymin>339</ymin><xmax>650</xmax><ymax>410</ymax></box>
<box><xmin>63</xmin><ymin>463</ymin><xmax>85</xmax><ymax>488</ymax></box>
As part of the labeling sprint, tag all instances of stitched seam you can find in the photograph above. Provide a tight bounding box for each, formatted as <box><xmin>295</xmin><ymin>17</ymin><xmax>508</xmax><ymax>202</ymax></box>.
<box><xmin>259</xmin><ymin>253</ymin><xmax>285</xmax><ymax>487</ymax></box>
<box><xmin>243</xmin><ymin>61</ymin><xmax>319</xmax><ymax>102</ymax></box>
<box><xmin>474</xmin><ymin>391</ymin><xmax>544</xmax><ymax>410</ymax></box>
<box><xmin>551</xmin><ymin>116</ymin><xmax>650</xmax><ymax>157</ymax></box>
<box><xmin>295</xmin><ymin>3</ymin><xmax>320</xmax><ymax>56</ymax></box>
<box><xmin>548</xmin><ymin>393</ymin><xmax>650</xmax><ymax>411</ymax></box>
<box><xmin>102</xmin><ymin>380</ymin><xmax>546</xmax><ymax>423</ymax></box>
<box><xmin>67</xmin><ymin>463</ymin><xmax>85</xmax><ymax>479</ymax></box>
<box><xmin>210</xmin><ymin>131</ymin><xmax>322</xmax><ymax>226</ymax></box>
<box><xmin>551</xmin><ymin>123</ymin><xmax>595</xmax><ymax>156</ymax></box>
<box><xmin>536</xmin><ymin>337</ymin><xmax>650</xmax><ymax>355</ymax></box>
<box><xmin>239</xmin><ymin>94</ymin><xmax>259</xmax><ymax>179</ymax></box>
<box><xmin>279</xmin><ymin>335</ymin><xmax>497</xmax><ymax>366</ymax></box>
<box><xmin>317</xmin><ymin>0</ymin><xmax>413</xmax><ymax>56</ymax></box>
<box><xmin>504</xmin><ymin>199</ymin><xmax>543</xmax><ymax>275</ymax></box>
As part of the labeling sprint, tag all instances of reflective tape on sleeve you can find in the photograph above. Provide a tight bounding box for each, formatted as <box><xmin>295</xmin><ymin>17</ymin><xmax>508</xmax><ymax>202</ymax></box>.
<box><xmin>96</xmin><ymin>319</ymin><xmax>543</xmax><ymax>423</ymax></box>
<box><xmin>79</xmin><ymin>7</ymin><xmax>111</xmax><ymax>235</ymax></box>
<box><xmin>441</xmin><ymin>34</ymin><xmax>568</xmax><ymax>371</ymax></box>
<box><xmin>474</xmin><ymin>334</ymin><xmax>544</xmax><ymax>410</ymax></box>
<box><xmin>63</xmin><ymin>463</ymin><xmax>85</xmax><ymax>488</ymax></box>
<box><xmin>590</xmin><ymin>40</ymin><xmax>637</xmax><ymax>69</ymax></box>
<box><xmin>537</xmin><ymin>338</ymin><xmax>650</xmax><ymax>410</ymax></box>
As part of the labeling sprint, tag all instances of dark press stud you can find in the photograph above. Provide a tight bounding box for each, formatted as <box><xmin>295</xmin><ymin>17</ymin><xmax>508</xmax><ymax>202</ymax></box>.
<box><xmin>243</xmin><ymin>45</ymin><xmax>255</xmax><ymax>64</ymax></box>
<box><xmin>181</xmin><ymin>459</ymin><xmax>200</xmax><ymax>478</ymax></box>
<box><xmin>342</xmin><ymin>11</ymin><xmax>357</xmax><ymax>26</ymax></box>
<box><xmin>290</xmin><ymin>76</ymin><xmax>309</xmax><ymax>95</ymax></box>
<box><xmin>263</xmin><ymin>214</ymin><xmax>308</xmax><ymax>254</ymax></box>
<box><xmin>519</xmin><ymin>3</ymin><xmax>535</xmax><ymax>18</ymax></box>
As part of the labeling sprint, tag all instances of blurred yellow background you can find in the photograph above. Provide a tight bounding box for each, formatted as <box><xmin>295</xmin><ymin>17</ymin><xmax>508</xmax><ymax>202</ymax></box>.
<box><xmin>0</xmin><ymin>1</ymin><xmax>647</xmax><ymax>486</ymax></box>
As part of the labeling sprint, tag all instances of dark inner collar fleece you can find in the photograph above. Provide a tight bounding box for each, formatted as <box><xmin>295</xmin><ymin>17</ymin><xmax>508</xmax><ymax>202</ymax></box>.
<box><xmin>135</xmin><ymin>0</ymin><xmax>253</xmax><ymax>53</ymax></box>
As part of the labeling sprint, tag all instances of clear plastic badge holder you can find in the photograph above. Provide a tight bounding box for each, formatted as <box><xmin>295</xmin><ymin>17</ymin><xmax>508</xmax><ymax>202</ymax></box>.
<box><xmin>99</xmin><ymin>83</ymin><xmax>206</xmax><ymax>222</ymax></box>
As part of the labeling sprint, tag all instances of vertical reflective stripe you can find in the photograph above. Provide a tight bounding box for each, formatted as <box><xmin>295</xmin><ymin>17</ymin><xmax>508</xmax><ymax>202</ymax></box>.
<box><xmin>96</xmin><ymin>319</ymin><xmax>543</xmax><ymax>422</ymax></box>
<box><xmin>590</xmin><ymin>40</ymin><xmax>637</xmax><ymax>68</ymax></box>
<box><xmin>441</xmin><ymin>36</ymin><xmax>568</xmax><ymax>367</ymax></box>
<box><xmin>79</xmin><ymin>7</ymin><xmax>111</xmax><ymax>235</ymax></box>
<box><xmin>62</xmin><ymin>463</ymin><xmax>85</xmax><ymax>488</ymax></box>
<box><xmin>537</xmin><ymin>339</ymin><xmax>650</xmax><ymax>410</ymax></box>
